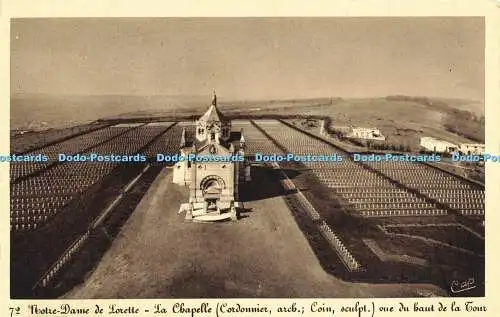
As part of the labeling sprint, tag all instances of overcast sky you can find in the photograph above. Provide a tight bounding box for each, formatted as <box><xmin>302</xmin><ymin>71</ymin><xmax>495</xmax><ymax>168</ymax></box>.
<box><xmin>11</xmin><ymin>17</ymin><xmax>484</xmax><ymax>100</ymax></box>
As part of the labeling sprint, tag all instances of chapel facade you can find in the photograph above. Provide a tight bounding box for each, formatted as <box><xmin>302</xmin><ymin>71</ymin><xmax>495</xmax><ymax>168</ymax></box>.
<box><xmin>172</xmin><ymin>92</ymin><xmax>251</xmax><ymax>222</ymax></box>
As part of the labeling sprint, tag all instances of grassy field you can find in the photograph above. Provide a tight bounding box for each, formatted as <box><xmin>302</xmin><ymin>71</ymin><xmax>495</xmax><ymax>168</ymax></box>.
<box><xmin>384</xmin><ymin>225</ymin><xmax>484</xmax><ymax>253</ymax></box>
<box><xmin>305</xmin><ymin>99</ymin><xmax>480</xmax><ymax>145</ymax></box>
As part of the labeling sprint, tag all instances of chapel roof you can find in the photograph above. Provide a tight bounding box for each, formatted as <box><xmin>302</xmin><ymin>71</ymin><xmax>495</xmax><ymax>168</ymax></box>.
<box><xmin>199</xmin><ymin>92</ymin><xmax>226</xmax><ymax>122</ymax></box>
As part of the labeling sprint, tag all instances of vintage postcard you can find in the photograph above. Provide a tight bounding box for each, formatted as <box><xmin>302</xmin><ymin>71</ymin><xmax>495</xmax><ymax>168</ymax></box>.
<box><xmin>1</xmin><ymin>0</ymin><xmax>499</xmax><ymax>316</ymax></box>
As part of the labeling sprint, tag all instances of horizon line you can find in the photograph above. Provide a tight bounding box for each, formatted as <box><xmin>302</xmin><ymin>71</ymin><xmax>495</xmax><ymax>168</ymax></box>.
<box><xmin>10</xmin><ymin>92</ymin><xmax>485</xmax><ymax>104</ymax></box>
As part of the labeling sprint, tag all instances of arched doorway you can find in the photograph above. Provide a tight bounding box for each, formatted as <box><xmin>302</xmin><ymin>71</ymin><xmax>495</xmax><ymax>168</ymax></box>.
<box><xmin>200</xmin><ymin>175</ymin><xmax>225</xmax><ymax>211</ymax></box>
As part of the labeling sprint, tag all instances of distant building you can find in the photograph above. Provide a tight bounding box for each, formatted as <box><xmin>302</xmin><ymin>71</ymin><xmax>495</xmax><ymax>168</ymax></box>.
<box><xmin>346</xmin><ymin>127</ymin><xmax>386</xmax><ymax>141</ymax></box>
<box><xmin>420</xmin><ymin>137</ymin><xmax>458</xmax><ymax>153</ymax></box>
<box><xmin>459</xmin><ymin>143</ymin><xmax>485</xmax><ymax>155</ymax></box>
<box><xmin>319</xmin><ymin>119</ymin><xmax>327</xmax><ymax>135</ymax></box>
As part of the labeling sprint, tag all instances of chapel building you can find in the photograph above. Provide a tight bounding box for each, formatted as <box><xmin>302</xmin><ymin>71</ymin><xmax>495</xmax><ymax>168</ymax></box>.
<box><xmin>173</xmin><ymin>92</ymin><xmax>250</xmax><ymax>222</ymax></box>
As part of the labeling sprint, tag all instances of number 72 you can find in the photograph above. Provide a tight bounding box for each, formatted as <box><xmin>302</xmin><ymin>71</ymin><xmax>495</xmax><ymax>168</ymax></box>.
<box><xmin>9</xmin><ymin>307</ymin><xmax>20</xmax><ymax>317</ymax></box>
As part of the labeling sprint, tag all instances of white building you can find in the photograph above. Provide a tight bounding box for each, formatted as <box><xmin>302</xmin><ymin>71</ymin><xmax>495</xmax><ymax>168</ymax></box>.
<box><xmin>420</xmin><ymin>137</ymin><xmax>458</xmax><ymax>153</ymax></box>
<box><xmin>319</xmin><ymin>119</ymin><xmax>327</xmax><ymax>135</ymax></box>
<box><xmin>459</xmin><ymin>143</ymin><xmax>485</xmax><ymax>155</ymax></box>
<box><xmin>346</xmin><ymin>127</ymin><xmax>386</xmax><ymax>141</ymax></box>
<box><xmin>173</xmin><ymin>92</ymin><xmax>251</xmax><ymax>222</ymax></box>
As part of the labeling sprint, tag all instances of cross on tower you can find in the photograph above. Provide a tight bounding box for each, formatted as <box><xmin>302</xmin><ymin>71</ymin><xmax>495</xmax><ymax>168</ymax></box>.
<box><xmin>212</xmin><ymin>90</ymin><xmax>217</xmax><ymax>106</ymax></box>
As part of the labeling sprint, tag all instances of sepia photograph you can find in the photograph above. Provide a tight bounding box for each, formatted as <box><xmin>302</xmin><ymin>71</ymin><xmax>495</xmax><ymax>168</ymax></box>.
<box><xmin>9</xmin><ymin>17</ymin><xmax>486</xmax><ymax>300</ymax></box>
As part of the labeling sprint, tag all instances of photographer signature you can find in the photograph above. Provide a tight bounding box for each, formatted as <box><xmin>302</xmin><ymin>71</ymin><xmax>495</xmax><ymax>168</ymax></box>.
<box><xmin>450</xmin><ymin>277</ymin><xmax>477</xmax><ymax>294</ymax></box>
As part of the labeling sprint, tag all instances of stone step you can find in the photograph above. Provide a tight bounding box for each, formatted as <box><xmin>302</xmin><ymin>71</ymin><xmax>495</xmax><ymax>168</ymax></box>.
<box><xmin>192</xmin><ymin>213</ymin><xmax>233</xmax><ymax>222</ymax></box>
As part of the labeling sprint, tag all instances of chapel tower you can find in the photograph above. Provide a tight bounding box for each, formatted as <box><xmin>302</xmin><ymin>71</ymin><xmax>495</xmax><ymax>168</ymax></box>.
<box><xmin>195</xmin><ymin>91</ymin><xmax>232</xmax><ymax>143</ymax></box>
